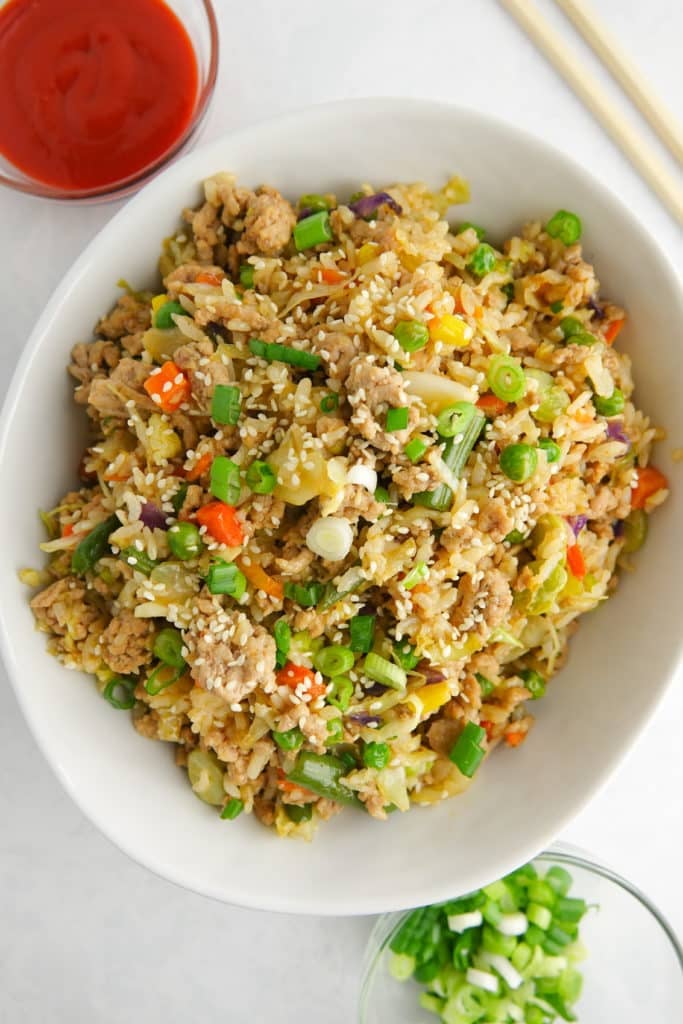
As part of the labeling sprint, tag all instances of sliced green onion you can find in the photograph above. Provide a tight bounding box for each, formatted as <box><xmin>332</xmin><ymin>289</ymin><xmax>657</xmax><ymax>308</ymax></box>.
<box><xmin>481</xmin><ymin>925</ymin><xmax>516</xmax><ymax>958</ymax></box>
<box><xmin>519</xmin><ymin>668</ymin><xmax>546</xmax><ymax>699</ymax></box>
<box><xmin>286</xmin><ymin>751</ymin><xmax>360</xmax><ymax>807</ymax></box>
<box><xmin>320</xmin><ymin>392</ymin><xmax>339</xmax><ymax>413</ymax></box>
<box><xmin>145</xmin><ymin>663</ymin><xmax>184</xmax><ymax>695</ymax></box>
<box><xmin>154</xmin><ymin>300</ymin><xmax>187</xmax><ymax>329</ymax></box>
<box><xmin>119</xmin><ymin>546</ymin><xmax>158</xmax><ymax>576</ymax></box>
<box><xmin>393</xmin><ymin>641</ymin><xmax>420</xmax><ymax>671</ymax></box>
<box><xmin>622</xmin><ymin>508</ymin><xmax>648</xmax><ymax>553</ymax></box>
<box><xmin>413</xmin><ymin>408</ymin><xmax>485</xmax><ymax>510</ymax></box>
<box><xmin>386</xmin><ymin>406</ymin><xmax>409</xmax><ymax>432</ymax></box>
<box><xmin>546</xmin><ymin>209</ymin><xmax>582</xmax><ymax>245</ymax></box>
<box><xmin>248</xmin><ymin>338</ymin><xmax>321</xmax><ymax>371</ymax></box>
<box><xmin>499</xmin><ymin>443</ymin><xmax>538</xmax><ymax>483</ymax></box>
<box><xmin>153</xmin><ymin>627</ymin><xmax>186</xmax><ymax>669</ymax></box>
<box><xmin>502</xmin><ymin>281</ymin><xmax>516</xmax><ymax>303</ymax></box>
<box><xmin>487</xmin><ymin>355</ymin><xmax>527</xmax><ymax>402</ymax></box>
<box><xmin>171</xmin><ymin>483</ymin><xmax>188</xmax><ymax>516</ymax></box>
<box><xmin>404</xmin><ymin>437</ymin><xmax>428</xmax><ymax>462</ymax></box>
<box><xmin>592</xmin><ymin>387</ymin><xmax>625</xmax><ymax>417</ymax></box>
<box><xmin>457</xmin><ymin>221</ymin><xmax>486</xmax><ymax>240</ymax></box>
<box><xmin>554</xmin><ymin>897</ymin><xmax>587</xmax><ymax>923</ymax></box>
<box><xmin>528</xmin><ymin>879</ymin><xmax>557</xmax><ymax>908</ymax></box>
<box><xmin>467</xmin><ymin>242</ymin><xmax>497</xmax><ymax>277</ymax></box>
<box><xmin>274</xmin><ymin>618</ymin><xmax>291</xmax><ymax>669</ymax></box>
<box><xmin>364</xmin><ymin>652</ymin><xmax>407</xmax><ymax>690</ymax></box>
<box><xmin>402</xmin><ymin>561</ymin><xmax>429</xmax><ymax>590</ymax></box>
<box><xmin>272</xmin><ymin>727</ymin><xmax>304</xmax><ymax>751</ymax></box>
<box><xmin>538</xmin><ymin>437</ymin><xmax>561</xmax><ymax>463</ymax></box>
<box><xmin>350</xmin><ymin>614</ymin><xmax>375</xmax><ymax>654</ymax></box>
<box><xmin>221</xmin><ymin>798</ymin><xmax>244</xmax><ymax>820</ymax></box>
<box><xmin>326</xmin><ymin>717</ymin><xmax>344</xmax><ymax>745</ymax></box>
<box><xmin>374</xmin><ymin>486</ymin><xmax>391</xmax><ymax>504</ymax></box>
<box><xmin>504</xmin><ymin>529</ymin><xmax>527</xmax><ymax>544</ymax></box>
<box><xmin>167</xmin><ymin>521</ymin><xmax>203</xmax><ymax>561</ymax></box>
<box><xmin>103</xmin><ymin>676</ymin><xmax>136</xmax><ymax>710</ymax></box>
<box><xmin>527</xmin><ymin>903</ymin><xmax>553</xmax><ymax>929</ymax></box>
<box><xmin>71</xmin><ymin>514</ymin><xmax>120</xmax><ymax>575</ymax></box>
<box><xmin>327</xmin><ymin>675</ymin><xmax>353</xmax><ymax>711</ymax></box>
<box><xmin>449</xmin><ymin>721</ymin><xmax>486</xmax><ymax>778</ymax></box>
<box><xmin>293</xmin><ymin>210</ymin><xmax>333</xmax><ymax>251</ymax></box>
<box><xmin>284</xmin><ymin>581</ymin><xmax>325</xmax><ymax>607</ymax></box>
<box><xmin>363</xmin><ymin>741</ymin><xmax>391</xmax><ymax>769</ymax></box>
<box><xmin>210</xmin><ymin>456</ymin><xmax>241</xmax><ymax>505</ymax></box>
<box><xmin>313</xmin><ymin>644</ymin><xmax>355</xmax><ymax>677</ymax></box>
<box><xmin>245</xmin><ymin>459</ymin><xmax>277</xmax><ymax>494</ymax></box>
<box><xmin>239</xmin><ymin>264</ymin><xmax>255</xmax><ymax>289</ymax></box>
<box><xmin>534</xmin><ymin>385</ymin><xmax>570</xmax><ymax>424</ymax></box>
<box><xmin>436</xmin><ymin>400</ymin><xmax>477</xmax><ymax>438</ymax></box>
<box><xmin>206</xmin><ymin>560</ymin><xmax>247</xmax><ymax>598</ymax></box>
<box><xmin>393</xmin><ymin>320</ymin><xmax>429</xmax><ymax>353</ymax></box>
<box><xmin>285</xmin><ymin>803</ymin><xmax>314</xmax><ymax>823</ymax></box>
<box><xmin>211</xmin><ymin>384</ymin><xmax>241</xmax><ymax>425</ymax></box>
<box><xmin>545</xmin><ymin>866</ymin><xmax>573</xmax><ymax>896</ymax></box>
<box><xmin>475</xmin><ymin>672</ymin><xmax>495</xmax><ymax>698</ymax></box>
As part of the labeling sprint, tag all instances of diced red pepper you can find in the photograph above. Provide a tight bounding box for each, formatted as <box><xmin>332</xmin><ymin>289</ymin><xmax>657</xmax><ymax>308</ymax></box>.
<box><xmin>476</xmin><ymin>393</ymin><xmax>509</xmax><ymax>417</ymax></box>
<box><xmin>567</xmin><ymin>543</ymin><xmax>587</xmax><ymax>580</ymax></box>
<box><xmin>196</xmin><ymin>501</ymin><xmax>244</xmax><ymax>547</ymax></box>
<box><xmin>603</xmin><ymin>318</ymin><xmax>625</xmax><ymax>346</ymax></box>
<box><xmin>276</xmin><ymin>663</ymin><xmax>326</xmax><ymax>699</ymax></box>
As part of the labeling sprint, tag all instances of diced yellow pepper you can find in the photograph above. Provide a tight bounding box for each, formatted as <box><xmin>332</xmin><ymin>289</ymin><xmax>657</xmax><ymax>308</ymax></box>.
<box><xmin>428</xmin><ymin>313</ymin><xmax>473</xmax><ymax>349</ymax></box>
<box><xmin>414</xmin><ymin>681</ymin><xmax>452</xmax><ymax>719</ymax></box>
<box><xmin>357</xmin><ymin>242</ymin><xmax>380</xmax><ymax>265</ymax></box>
<box><xmin>151</xmin><ymin>293</ymin><xmax>168</xmax><ymax>313</ymax></box>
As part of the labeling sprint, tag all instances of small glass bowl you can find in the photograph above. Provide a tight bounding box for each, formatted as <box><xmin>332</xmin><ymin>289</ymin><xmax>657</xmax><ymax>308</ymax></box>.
<box><xmin>0</xmin><ymin>0</ymin><xmax>219</xmax><ymax>202</ymax></box>
<box><xmin>359</xmin><ymin>847</ymin><xmax>683</xmax><ymax>1023</ymax></box>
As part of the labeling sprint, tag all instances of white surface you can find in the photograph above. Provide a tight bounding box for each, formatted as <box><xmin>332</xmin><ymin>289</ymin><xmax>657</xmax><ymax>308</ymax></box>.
<box><xmin>0</xmin><ymin>0</ymin><xmax>681</xmax><ymax>1019</ymax></box>
<box><xmin>6</xmin><ymin>98</ymin><xmax>683</xmax><ymax>921</ymax></box>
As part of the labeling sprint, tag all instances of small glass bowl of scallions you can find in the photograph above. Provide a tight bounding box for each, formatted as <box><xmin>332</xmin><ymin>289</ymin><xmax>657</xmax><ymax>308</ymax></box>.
<box><xmin>358</xmin><ymin>848</ymin><xmax>683</xmax><ymax>1024</ymax></box>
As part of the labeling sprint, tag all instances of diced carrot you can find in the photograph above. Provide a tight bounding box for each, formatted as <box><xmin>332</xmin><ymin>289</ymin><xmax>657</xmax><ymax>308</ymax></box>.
<box><xmin>319</xmin><ymin>267</ymin><xmax>346</xmax><ymax>285</ymax></box>
<box><xmin>195</xmin><ymin>271</ymin><xmax>222</xmax><ymax>286</ymax></box>
<box><xmin>474</xmin><ymin>305</ymin><xmax>484</xmax><ymax>320</ymax></box>
<box><xmin>480</xmin><ymin>720</ymin><xmax>494</xmax><ymax>741</ymax></box>
<box><xmin>410</xmin><ymin>583</ymin><xmax>430</xmax><ymax>596</ymax></box>
<box><xmin>505</xmin><ymin>730</ymin><xmax>526</xmax><ymax>748</ymax></box>
<box><xmin>631</xmin><ymin>465</ymin><xmax>669</xmax><ymax>510</ymax></box>
<box><xmin>476</xmin><ymin>393</ymin><xmax>508</xmax><ymax>417</ymax></box>
<box><xmin>196</xmin><ymin>501</ymin><xmax>244</xmax><ymax>547</ymax></box>
<box><xmin>603</xmin><ymin>318</ymin><xmax>625</xmax><ymax>346</ymax></box>
<box><xmin>567</xmin><ymin>543</ymin><xmax>587</xmax><ymax>580</ymax></box>
<box><xmin>103</xmin><ymin>471</ymin><xmax>131</xmax><ymax>482</ymax></box>
<box><xmin>276</xmin><ymin>662</ymin><xmax>326</xmax><ymax>699</ymax></box>
<box><xmin>574</xmin><ymin>407</ymin><xmax>594</xmax><ymax>424</ymax></box>
<box><xmin>236</xmin><ymin>557</ymin><xmax>284</xmax><ymax>600</ymax></box>
<box><xmin>185</xmin><ymin>451</ymin><xmax>213</xmax><ymax>482</ymax></box>
<box><xmin>277</xmin><ymin>771</ymin><xmax>314</xmax><ymax>796</ymax></box>
<box><xmin>143</xmin><ymin>360</ymin><xmax>191</xmax><ymax>413</ymax></box>
<box><xmin>61</xmin><ymin>523</ymin><xmax>75</xmax><ymax>538</ymax></box>
<box><xmin>453</xmin><ymin>291</ymin><xmax>467</xmax><ymax>315</ymax></box>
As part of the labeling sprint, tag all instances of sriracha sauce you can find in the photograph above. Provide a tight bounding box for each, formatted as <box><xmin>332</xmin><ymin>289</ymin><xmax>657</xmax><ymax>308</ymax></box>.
<box><xmin>0</xmin><ymin>0</ymin><xmax>199</xmax><ymax>191</ymax></box>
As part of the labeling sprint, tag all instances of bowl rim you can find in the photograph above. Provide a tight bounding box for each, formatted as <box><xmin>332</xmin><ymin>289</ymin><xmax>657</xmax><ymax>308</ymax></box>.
<box><xmin>359</xmin><ymin>845</ymin><xmax>683</xmax><ymax>1019</ymax></box>
<box><xmin>0</xmin><ymin>0</ymin><xmax>220</xmax><ymax>203</ymax></box>
<box><xmin>1</xmin><ymin>97</ymin><xmax>683</xmax><ymax>914</ymax></box>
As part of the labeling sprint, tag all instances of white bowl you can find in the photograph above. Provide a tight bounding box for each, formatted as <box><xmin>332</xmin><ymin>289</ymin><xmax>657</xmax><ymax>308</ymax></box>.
<box><xmin>1</xmin><ymin>99</ymin><xmax>681</xmax><ymax>915</ymax></box>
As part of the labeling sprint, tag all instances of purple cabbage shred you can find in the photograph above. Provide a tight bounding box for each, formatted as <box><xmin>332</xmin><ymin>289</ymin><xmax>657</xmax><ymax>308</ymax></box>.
<box><xmin>139</xmin><ymin>501</ymin><xmax>168</xmax><ymax>531</ymax></box>
<box><xmin>349</xmin><ymin>192</ymin><xmax>402</xmax><ymax>219</ymax></box>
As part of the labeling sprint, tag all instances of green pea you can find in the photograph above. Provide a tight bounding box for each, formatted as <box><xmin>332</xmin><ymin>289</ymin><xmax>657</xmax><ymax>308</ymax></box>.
<box><xmin>168</xmin><ymin>521</ymin><xmax>204</xmax><ymax>560</ymax></box>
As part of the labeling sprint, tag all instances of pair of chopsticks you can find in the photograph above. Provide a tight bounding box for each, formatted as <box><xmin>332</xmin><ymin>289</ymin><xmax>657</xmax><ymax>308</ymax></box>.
<box><xmin>501</xmin><ymin>0</ymin><xmax>683</xmax><ymax>225</ymax></box>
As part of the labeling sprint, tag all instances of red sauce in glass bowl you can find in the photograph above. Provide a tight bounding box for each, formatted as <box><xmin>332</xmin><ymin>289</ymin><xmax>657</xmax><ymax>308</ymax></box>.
<box><xmin>0</xmin><ymin>0</ymin><xmax>199</xmax><ymax>191</ymax></box>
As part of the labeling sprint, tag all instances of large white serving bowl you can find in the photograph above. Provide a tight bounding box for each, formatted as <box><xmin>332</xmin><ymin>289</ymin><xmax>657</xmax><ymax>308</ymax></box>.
<box><xmin>0</xmin><ymin>99</ymin><xmax>680</xmax><ymax>916</ymax></box>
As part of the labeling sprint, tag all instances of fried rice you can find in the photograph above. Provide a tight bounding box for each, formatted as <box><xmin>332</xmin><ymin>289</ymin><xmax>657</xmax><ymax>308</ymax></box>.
<box><xmin>25</xmin><ymin>174</ymin><xmax>669</xmax><ymax>838</ymax></box>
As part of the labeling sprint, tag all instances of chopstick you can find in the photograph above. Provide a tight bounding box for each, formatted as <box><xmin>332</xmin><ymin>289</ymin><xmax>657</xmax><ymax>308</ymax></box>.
<box><xmin>556</xmin><ymin>0</ymin><xmax>683</xmax><ymax>165</ymax></box>
<box><xmin>500</xmin><ymin>0</ymin><xmax>683</xmax><ymax>225</ymax></box>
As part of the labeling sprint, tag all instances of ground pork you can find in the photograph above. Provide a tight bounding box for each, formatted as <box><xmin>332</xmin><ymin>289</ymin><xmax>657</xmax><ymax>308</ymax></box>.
<box><xmin>338</xmin><ymin>483</ymin><xmax>386</xmax><ymax>522</ymax></box>
<box><xmin>393</xmin><ymin>461</ymin><xmax>443</xmax><ymax>500</ymax></box>
<box><xmin>186</xmin><ymin>600</ymin><xmax>276</xmax><ymax>705</ymax></box>
<box><xmin>100</xmin><ymin>611</ymin><xmax>154</xmax><ymax>675</ymax></box>
<box><xmin>173</xmin><ymin>340</ymin><xmax>233</xmax><ymax>414</ymax></box>
<box><xmin>426</xmin><ymin>718</ymin><xmax>460</xmax><ymax>756</ymax></box>
<box><xmin>87</xmin><ymin>358</ymin><xmax>155</xmax><ymax>418</ymax></box>
<box><xmin>95</xmin><ymin>294</ymin><xmax>151</xmax><ymax>340</ymax></box>
<box><xmin>311</xmin><ymin>330</ymin><xmax>359</xmax><ymax>381</ymax></box>
<box><xmin>163</xmin><ymin>263</ymin><xmax>225</xmax><ymax>295</ymax></box>
<box><xmin>169</xmin><ymin>411</ymin><xmax>212</xmax><ymax>451</ymax></box>
<box><xmin>240</xmin><ymin>494</ymin><xmax>286</xmax><ymax>538</ymax></box>
<box><xmin>236</xmin><ymin>186</ymin><xmax>296</xmax><ymax>257</ymax></box>
<box><xmin>177</xmin><ymin>483</ymin><xmax>203</xmax><ymax>520</ymax></box>
<box><xmin>30</xmin><ymin>576</ymin><xmax>102</xmax><ymax>640</ymax></box>
<box><xmin>476</xmin><ymin>497</ymin><xmax>514</xmax><ymax>542</ymax></box>
<box><xmin>451</xmin><ymin>568</ymin><xmax>512</xmax><ymax>635</ymax></box>
<box><xmin>346</xmin><ymin>357</ymin><xmax>420</xmax><ymax>452</ymax></box>
<box><xmin>505</xmin><ymin>327</ymin><xmax>538</xmax><ymax>355</ymax></box>
<box><xmin>69</xmin><ymin>340</ymin><xmax>120</xmax><ymax>405</ymax></box>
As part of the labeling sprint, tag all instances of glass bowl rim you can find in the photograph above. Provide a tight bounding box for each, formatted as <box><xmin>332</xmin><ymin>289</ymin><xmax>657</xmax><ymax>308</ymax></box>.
<box><xmin>359</xmin><ymin>846</ymin><xmax>683</xmax><ymax>1017</ymax></box>
<box><xmin>0</xmin><ymin>0</ymin><xmax>219</xmax><ymax>203</ymax></box>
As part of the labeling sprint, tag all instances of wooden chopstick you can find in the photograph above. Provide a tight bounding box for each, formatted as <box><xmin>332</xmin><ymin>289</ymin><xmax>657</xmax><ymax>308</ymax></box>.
<box><xmin>556</xmin><ymin>0</ymin><xmax>683</xmax><ymax>165</ymax></box>
<box><xmin>500</xmin><ymin>0</ymin><xmax>683</xmax><ymax>225</ymax></box>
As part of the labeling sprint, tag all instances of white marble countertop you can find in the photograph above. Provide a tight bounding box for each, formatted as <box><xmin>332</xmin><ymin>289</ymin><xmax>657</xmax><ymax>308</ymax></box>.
<box><xmin>1</xmin><ymin>1</ymin><xmax>681</xmax><ymax>1020</ymax></box>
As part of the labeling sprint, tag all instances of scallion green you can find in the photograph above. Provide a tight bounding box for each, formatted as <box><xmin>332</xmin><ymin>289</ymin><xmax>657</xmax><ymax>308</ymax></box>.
<box><xmin>349</xmin><ymin>614</ymin><xmax>375</xmax><ymax>654</ymax></box>
<box><xmin>487</xmin><ymin>354</ymin><xmax>527</xmax><ymax>403</ymax></box>
<box><xmin>211</xmin><ymin>384</ymin><xmax>241</xmax><ymax>425</ymax></box>
<box><xmin>210</xmin><ymin>456</ymin><xmax>241</xmax><ymax>505</ymax></box>
<box><xmin>248</xmin><ymin>338</ymin><xmax>321</xmax><ymax>371</ymax></box>
<box><xmin>245</xmin><ymin>460</ymin><xmax>277</xmax><ymax>494</ymax></box>
<box><xmin>364</xmin><ymin>652</ymin><xmax>407</xmax><ymax>690</ymax></box>
<box><xmin>206</xmin><ymin>560</ymin><xmax>247</xmax><ymax>598</ymax></box>
<box><xmin>386</xmin><ymin>406</ymin><xmax>409</xmax><ymax>432</ymax></box>
<box><xmin>293</xmin><ymin>210</ymin><xmax>333</xmax><ymax>251</ymax></box>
